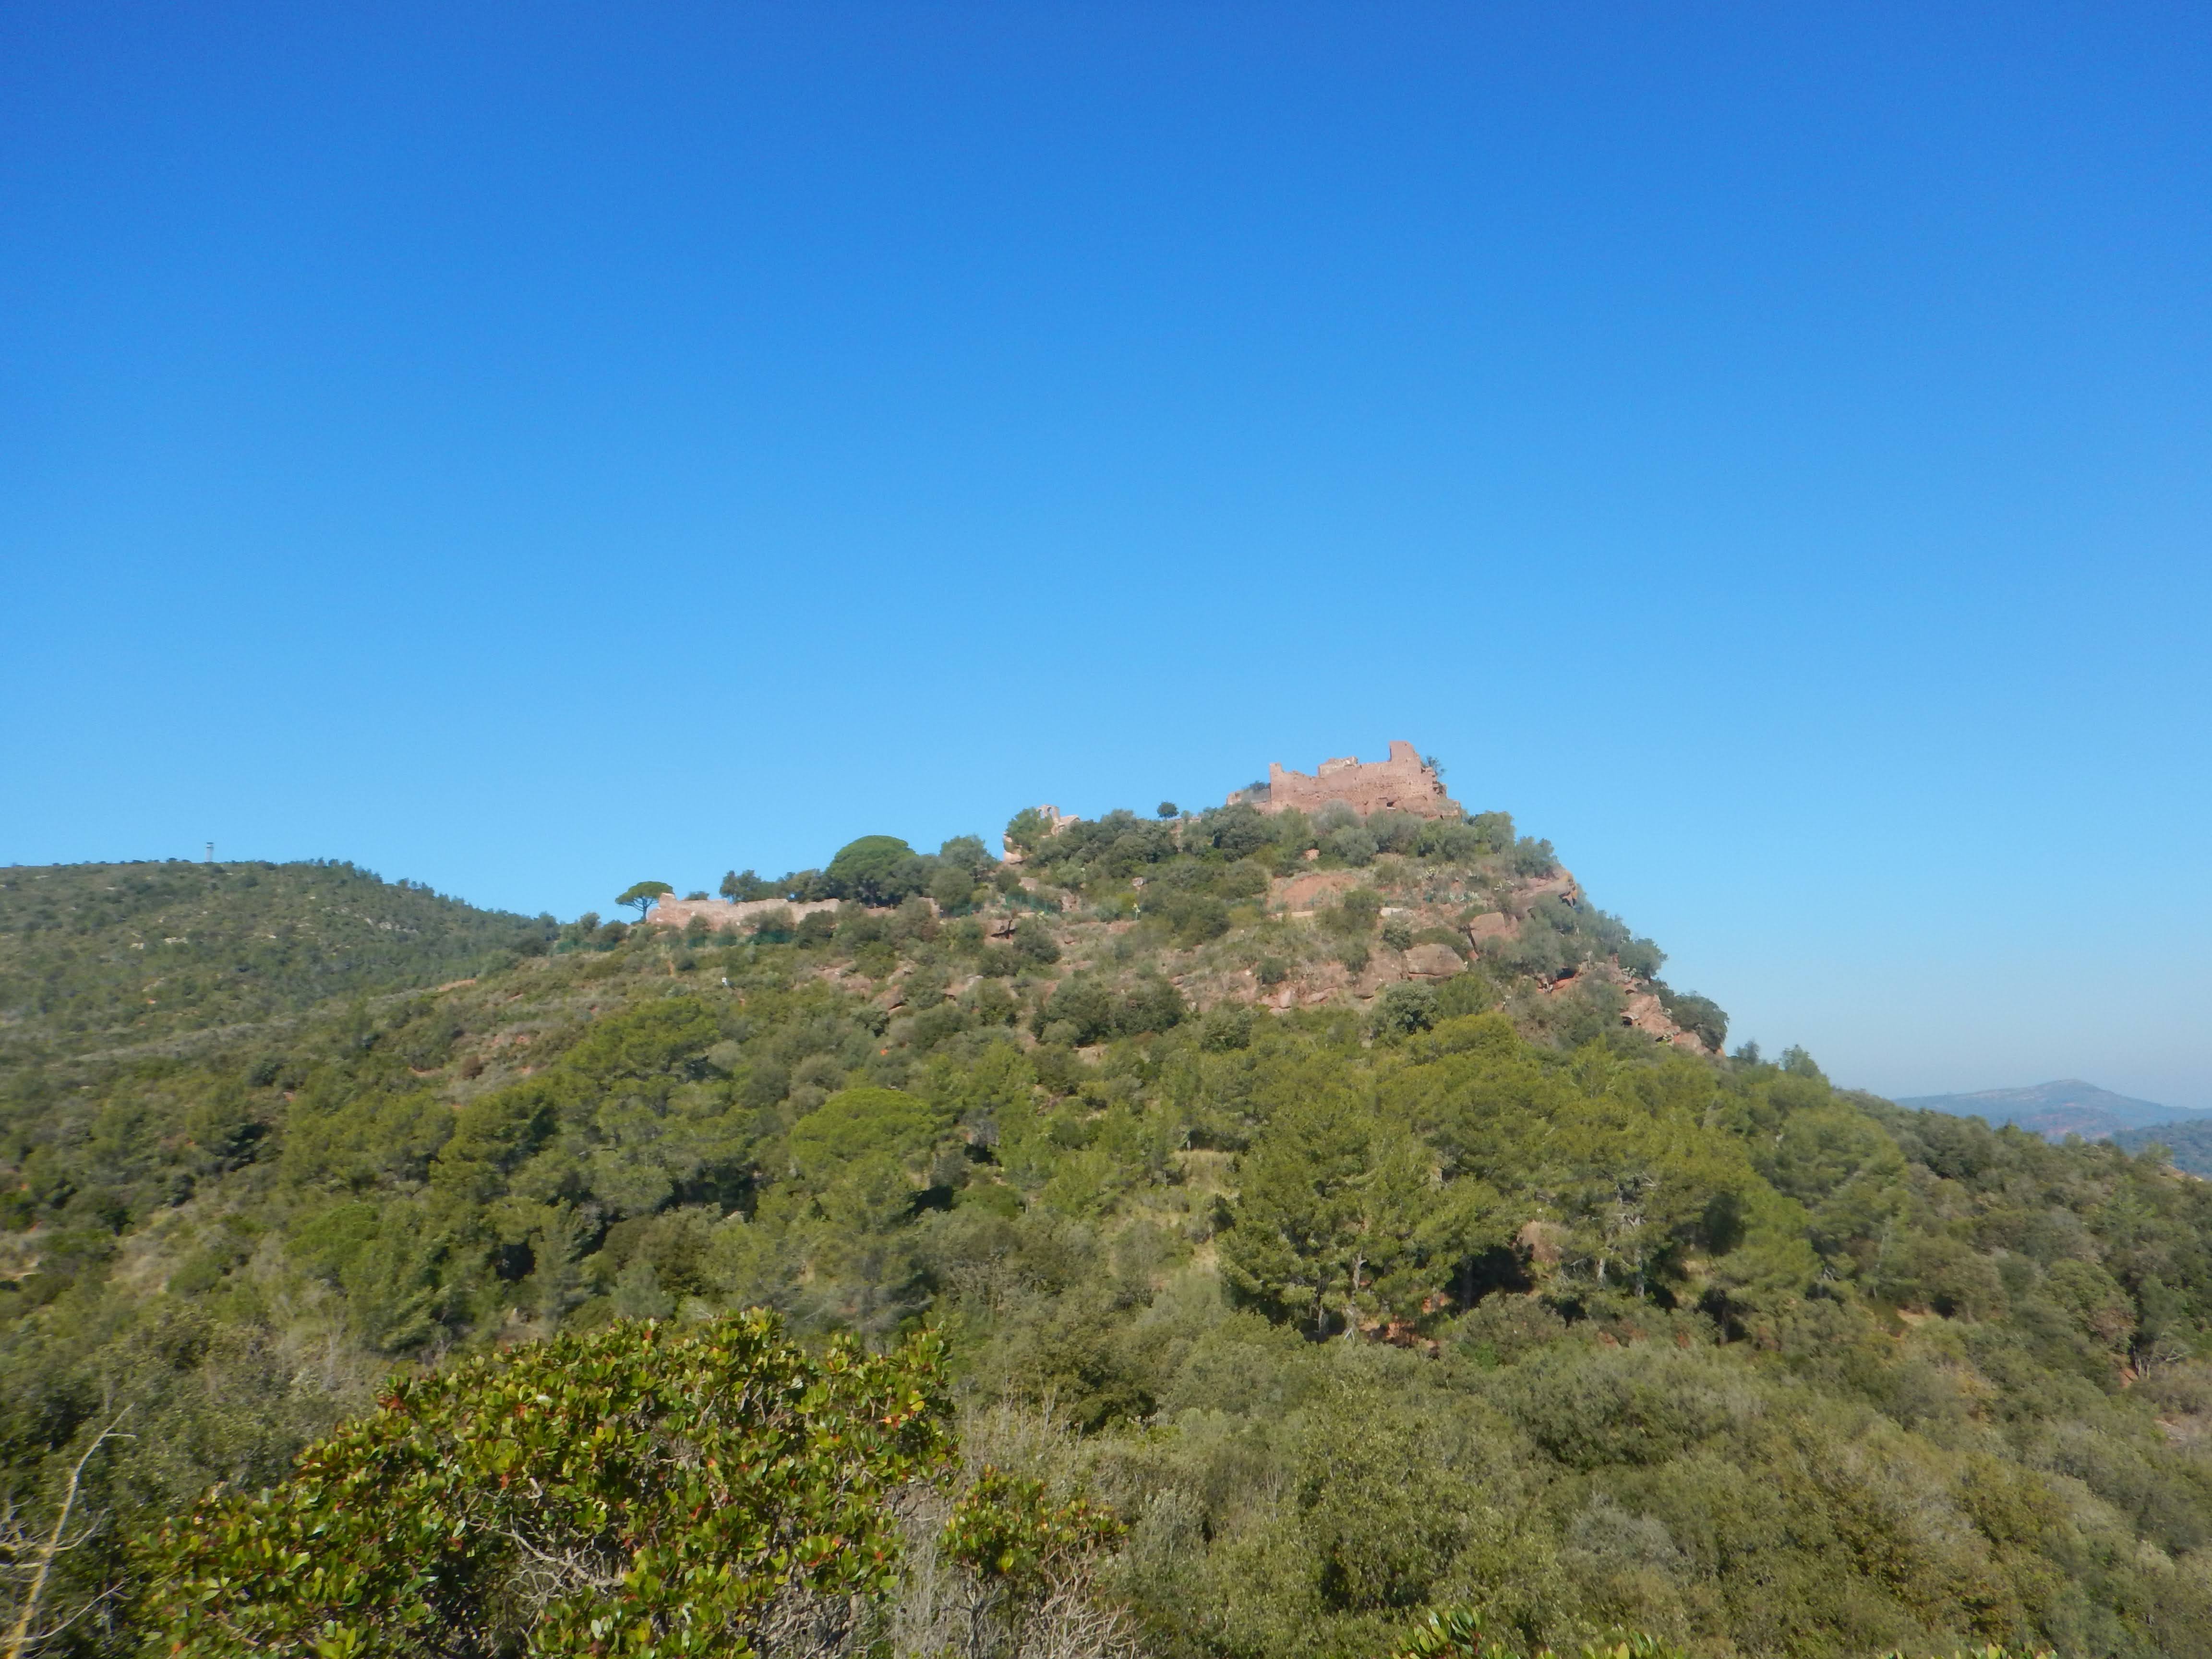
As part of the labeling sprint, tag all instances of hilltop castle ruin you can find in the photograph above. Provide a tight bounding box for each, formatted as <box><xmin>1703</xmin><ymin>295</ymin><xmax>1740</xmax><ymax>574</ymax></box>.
<box><xmin>1231</xmin><ymin>740</ymin><xmax>1461</xmax><ymax>819</ymax></box>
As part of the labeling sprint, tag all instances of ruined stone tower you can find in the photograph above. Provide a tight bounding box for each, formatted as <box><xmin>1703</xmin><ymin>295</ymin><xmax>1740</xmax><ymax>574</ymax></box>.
<box><xmin>1230</xmin><ymin>741</ymin><xmax>1461</xmax><ymax>818</ymax></box>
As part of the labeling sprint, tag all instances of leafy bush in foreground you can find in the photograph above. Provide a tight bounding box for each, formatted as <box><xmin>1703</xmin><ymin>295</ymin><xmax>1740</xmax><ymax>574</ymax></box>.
<box><xmin>145</xmin><ymin>1313</ymin><xmax>949</xmax><ymax>1657</ymax></box>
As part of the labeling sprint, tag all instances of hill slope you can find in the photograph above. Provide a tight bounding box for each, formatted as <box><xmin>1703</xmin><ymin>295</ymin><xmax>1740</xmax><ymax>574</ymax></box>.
<box><xmin>3</xmin><ymin>793</ymin><xmax>2210</xmax><ymax>1659</ymax></box>
<box><xmin>1895</xmin><ymin>1079</ymin><xmax>2211</xmax><ymax>1140</ymax></box>
<box><xmin>0</xmin><ymin>860</ymin><xmax>557</xmax><ymax>1061</ymax></box>
<box><xmin>2115</xmin><ymin>1117</ymin><xmax>2212</xmax><ymax>1178</ymax></box>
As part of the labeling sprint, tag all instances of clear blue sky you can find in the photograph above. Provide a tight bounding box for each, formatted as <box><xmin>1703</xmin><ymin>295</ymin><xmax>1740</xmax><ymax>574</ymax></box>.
<box><xmin>4</xmin><ymin>4</ymin><xmax>2208</xmax><ymax>1108</ymax></box>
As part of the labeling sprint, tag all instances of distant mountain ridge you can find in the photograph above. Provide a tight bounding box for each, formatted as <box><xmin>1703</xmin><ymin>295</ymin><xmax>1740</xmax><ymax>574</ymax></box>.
<box><xmin>1895</xmin><ymin>1078</ymin><xmax>2212</xmax><ymax>1141</ymax></box>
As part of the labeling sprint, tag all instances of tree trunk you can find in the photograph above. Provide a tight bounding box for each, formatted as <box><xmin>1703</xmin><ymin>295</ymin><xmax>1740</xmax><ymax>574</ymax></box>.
<box><xmin>4</xmin><ymin>1419</ymin><xmax>125</xmax><ymax>1659</ymax></box>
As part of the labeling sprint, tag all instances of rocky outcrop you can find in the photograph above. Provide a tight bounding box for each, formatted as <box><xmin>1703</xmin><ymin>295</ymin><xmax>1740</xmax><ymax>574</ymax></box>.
<box><xmin>1401</xmin><ymin>942</ymin><xmax>1466</xmax><ymax>979</ymax></box>
<box><xmin>1618</xmin><ymin>985</ymin><xmax>1716</xmax><ymax>1055</ymax></box>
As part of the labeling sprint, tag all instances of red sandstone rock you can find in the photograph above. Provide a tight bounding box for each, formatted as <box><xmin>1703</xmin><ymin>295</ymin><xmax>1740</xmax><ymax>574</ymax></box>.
<box><xmin>1276</xmin><ymin>870</ymin><xmax>1364</xmax><ymax>910</ymax></box>
<box><xmin>1402</xmin><ymin>943</ymin><xmax>1465</xmax><ymax>979</ymax></box>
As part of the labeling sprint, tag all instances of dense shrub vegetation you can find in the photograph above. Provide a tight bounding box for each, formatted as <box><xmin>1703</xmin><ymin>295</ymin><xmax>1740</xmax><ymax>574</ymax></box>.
<box><xmin>0</xmin><ymin>802</ymin><xmax>2204</xmax><ymax>1657</ymax></box>
<box><xmin>2115</xmin><ymin>1118</ymin><xmax>2212</xmax><ymax>1178</ymax></box>
<box><xmin>0</xmin><ymin>860</ymin><xmax>556</xmax><ymax>1060</ymax></box>
<box><xmin>146</xmin><ymin>1313</ymin><xmax>959</xmax><ymax>1657</ymax></box>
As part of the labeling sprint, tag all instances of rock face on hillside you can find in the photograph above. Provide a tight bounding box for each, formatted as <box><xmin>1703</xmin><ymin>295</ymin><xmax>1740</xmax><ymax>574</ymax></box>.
<box><xmin>1230</xmin><ymin>740</ymin><xmax>1461</xmax><ymax>819</ymax></box>
<box><xmin>1138</xmin><ymin>860</ymin><xmax>1714</xmax><ymax>1053</ymax></box>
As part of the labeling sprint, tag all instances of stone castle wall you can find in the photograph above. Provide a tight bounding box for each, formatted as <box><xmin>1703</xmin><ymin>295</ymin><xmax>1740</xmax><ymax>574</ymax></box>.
<box><xmin>1235</xmin><ymin>740</ymin><xmax>1461</xmax><ymax>819</ymax></box>
<box><xmin>647</xmin><ymin>896</ymin><xmax>842</xmax><ymax>930</ymax></box>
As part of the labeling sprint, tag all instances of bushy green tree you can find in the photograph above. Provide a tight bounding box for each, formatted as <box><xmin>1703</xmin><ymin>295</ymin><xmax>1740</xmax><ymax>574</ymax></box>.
<box><xmin>1012</xmin><ymin>918</ymin><xmax>1061</xmax><ymax>965</ymax></box>
<box><xmin>787</xmin><ymin>1086</ymin><xmax>948</xmax><ymax>1185</ymax></box>
<box><xmin>1198</xmin><ymin>803</ymin><xmax>1275</xmax><ymax>860</ymax></box>
<box><xmin>929</xmin><ymin>863</ymin><xmax>981</xmax><ymax>914</ymax></box>
<box><xmin>1510</xmin><ymin>837</ymin><xmax>1558</xmax><ymax>876</ymax></box>
<box><xmin>824</xmin><ymin>836</ymin><xmax>929</xmax><ymax>907</ymax></box>
<box><xmin>144</xmin><ymin>1313</ymin><xmax>950</xmax><ymax>1658</ymax></box>
<box><xmin>1373</xmin><ymin>982</ymin><xmax>1438</xmax><ymax>1037</ymax></box>
<box><xmin>1326</xmin><ymin>825</ymin><xmax>1380</xmax><ymax>866</ymax></box>
<box><xmin>1003</xmin><ymin>807</ymin><xmax>1052</xmax><ymax>860</ymax></box>
<box><xmin>1224</xmin><ymin>1088</ymin><xmax>1437</xmax><ymax>1334</ymax></box>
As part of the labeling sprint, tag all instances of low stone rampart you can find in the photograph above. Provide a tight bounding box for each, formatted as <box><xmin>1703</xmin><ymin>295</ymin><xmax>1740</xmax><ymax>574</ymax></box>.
<box><xmin>648</xmin><ymin>896</ymin><xmax>842</xmax><ymax>930</ymax></box>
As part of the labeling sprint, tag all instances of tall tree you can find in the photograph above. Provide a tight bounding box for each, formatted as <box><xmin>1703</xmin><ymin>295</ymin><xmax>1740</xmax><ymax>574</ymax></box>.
<box><xmin>615</xmin><ymin>880</ymin><xmax>672</xmax><ymax>920</ymax></box>
<box><xmin>719</xmin><ymin>869</ymin><xmax>773</xmax><ymax>902</ymax></box>
<box><xmin>1223</xmin><ymin>1089</ymin><xmax>1439</xmax><ymax>1336</ymax></box>
<box><xmin>823</xmin><ymin>837</ymin><xmax>927</xmax><ymax>907</ymax></box>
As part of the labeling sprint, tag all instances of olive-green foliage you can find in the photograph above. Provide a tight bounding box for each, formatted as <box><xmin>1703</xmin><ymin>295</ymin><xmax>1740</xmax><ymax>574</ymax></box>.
<box><xmin>1390</xmin><ymin>1605</ymin><xmax>1692</xmax><ymax>1658</ymax></box>
<box><xmin>1013</xmin><ymin>917</ymin><xmax>1062</xmax><ymax>965</ymax></box>
<box><xmin>7</xmin><ymin>820</ymin><xmax>2212</xmax><ymax>1659</ymax></box>
<box><xmin>826</xmin><ymin>835</ymin><xmax>930</xmax><ymax>906</ymax></box>
<box><xmin>2114</xmin><ymin>1116</ymin><xmax>2212</xmax><ymax>1177</ymax></box>
<box><xmin>1326</xmin><ymin>889</ymin><xmax>1385</xmax><ymax>936</ymax></box>
<box><xmin>1034</xmin><ymin>976</ymin><xmax>1189</xmax><ymax>1046</ymax></box>
<box><xmin>144</xmin><ymin>1312</ymin><xmax>950</xmax><ymax>1657</ymax></box>
<box><xmin>1374</xmin><ymin>982</ymin><xmax>1438</xmax><ymax>1036</ymax></box>
<box><xmin>788</xmin><ymin>1086</ymin><xmax>948</xmax><ymax>1183</ymax></box>
<box><xmin>0</xmin><ymin>860</ymin><xmax>556</xmax><ymax>1059</ymax></box>
<box><xmin>721</xmin><ymin>868</ymin><xmax>776</xmax><ymax>901</ymax></box>
<box><xmin>616</xmin><ymin>878</ymin><xmax>673</xmax><ymax>918</ymax></box>
<box><xmin>940</xmin><ymin>1465</ymin><xmax>1125</xmax><ymax>1594</ymax></box>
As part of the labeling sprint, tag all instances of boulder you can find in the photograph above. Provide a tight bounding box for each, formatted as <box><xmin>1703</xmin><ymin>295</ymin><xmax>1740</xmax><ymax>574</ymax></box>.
<box><xmin>1402</xmin><ymin>943</ymin><xmax>1465</xmax><ymax>979</ymax></box>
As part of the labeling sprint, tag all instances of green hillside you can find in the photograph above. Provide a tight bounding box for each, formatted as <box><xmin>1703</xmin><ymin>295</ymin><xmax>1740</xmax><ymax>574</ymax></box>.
<box><xmin>2115</xmin><ymin>1118</ymin><xmax>2212</xmax><ymax>1178</ymax></box>
<box><xmin>0</xmin><ymin>800</ymin><xmax>2207</xmax><ymax>1658</ymax></box>
<box><xmin>0</xmin><ymin>859</ymin><xmax>558</xmax><ymax>1061</ymax></box>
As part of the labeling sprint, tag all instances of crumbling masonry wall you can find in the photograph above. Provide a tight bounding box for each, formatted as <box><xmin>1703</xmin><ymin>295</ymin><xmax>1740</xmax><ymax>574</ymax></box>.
<box><xmin>647</xmin><ymin>896</ymin><xmax>842</xmax><ymax>930</ymax></box>
<box><xmin>1235</xmin><ymin>740</ymin><xmax>1462</xmax><ymax>819</ymax></box>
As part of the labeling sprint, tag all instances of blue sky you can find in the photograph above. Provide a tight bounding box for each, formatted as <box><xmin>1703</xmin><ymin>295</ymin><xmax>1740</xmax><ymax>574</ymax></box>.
<box><xmin>3</xmin><ymin>4</ymin><xmax>2208</xmax><ymax>1107</ymax></box>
